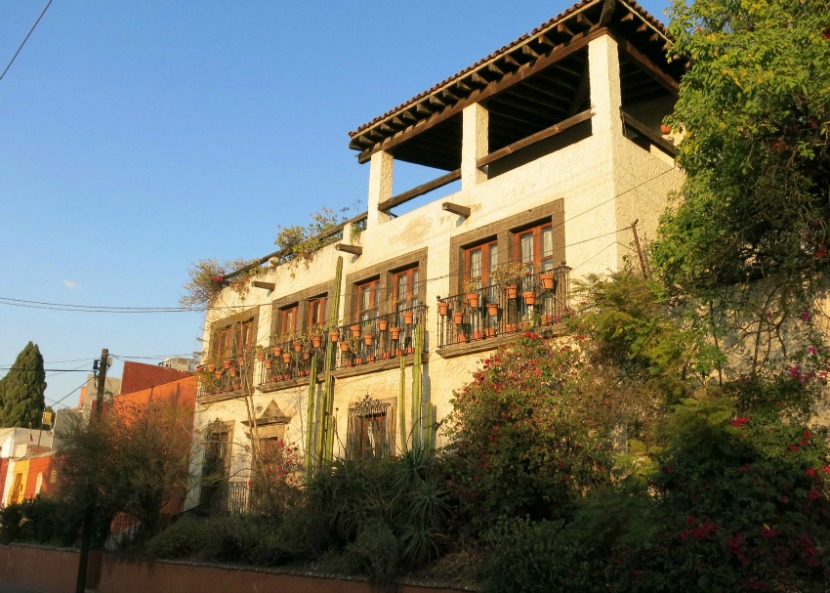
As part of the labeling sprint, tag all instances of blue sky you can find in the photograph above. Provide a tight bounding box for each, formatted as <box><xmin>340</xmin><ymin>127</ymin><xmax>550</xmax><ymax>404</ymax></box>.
<box><xmin>0</xmin><ymin>0</ymin><xmax>671</xmax><ymax>410</ymax></box>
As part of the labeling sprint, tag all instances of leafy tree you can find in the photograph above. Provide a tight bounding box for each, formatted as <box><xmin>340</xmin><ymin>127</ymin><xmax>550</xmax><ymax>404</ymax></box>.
<box><xmin>59</xmin><ymin>398</ymin><xmax>194</xmax><ymax>539</ymax></box>
<box><xmin>652</xmin><ymin>0</ymin><xmax>830</xmax><ymax>296</ymax></box>
<box><xmin>0</xmin><ymin>342</ymin><xmax>46</xmax><ymax>428</ymax></box>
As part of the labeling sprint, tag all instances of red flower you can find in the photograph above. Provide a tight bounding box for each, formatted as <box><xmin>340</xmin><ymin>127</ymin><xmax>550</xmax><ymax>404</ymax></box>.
<box><xmin>808</xmin><ymin>489</ymin><xmax>821</xmax><ymax>500</ymax></box>
<box><xmin>730</xmin><ymin>416</ymin><xmax>749</xmax><ymax>427</ymax></box>
<box><xmin>806</xmin><ymin>468</ymin><xmax>818</xmax><ymax>478</ymax></box>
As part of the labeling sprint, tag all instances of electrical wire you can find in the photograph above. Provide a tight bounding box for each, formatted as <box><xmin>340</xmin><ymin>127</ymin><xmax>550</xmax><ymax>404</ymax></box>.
<box><xmin>0</xmin><ymin>164</ymin><xmax>677</xmax><ymax>315</ymax></box>
<box><xmin>0</xmin><ymin>0</ymin><xmax>53</xmax><ymax>81</ymax></box>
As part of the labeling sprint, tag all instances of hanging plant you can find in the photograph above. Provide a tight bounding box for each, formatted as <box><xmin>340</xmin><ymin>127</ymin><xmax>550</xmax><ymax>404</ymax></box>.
<box><xmin>181</xmin><ymin>257</ymin><xmax>262</xmax><ymax>309</ymax></box>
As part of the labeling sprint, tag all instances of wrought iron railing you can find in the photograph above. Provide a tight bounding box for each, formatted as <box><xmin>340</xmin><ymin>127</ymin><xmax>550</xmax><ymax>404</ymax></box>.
<box><xmin>201</xmin><ymin>480</ymin><xmax>252</xmax><ymax>515</ymax></box>
<box><xmin>436</xmin><ymin>266</ymin><xmax>569</xmax><ymax>348</ymax></box>
<box><xmin>258</xmin><ymin>335</ymin><xmax>330</xmax><ymax>385</ymax></box>
<box><xmin>332</xmin><ymin>305</ymin><xmax>427</xmax><ymax>370</ymax></box>
<box><xmin>196</xmin><ymin>357</ymin><xmax>254</xmax><ymax>398</ymax></box>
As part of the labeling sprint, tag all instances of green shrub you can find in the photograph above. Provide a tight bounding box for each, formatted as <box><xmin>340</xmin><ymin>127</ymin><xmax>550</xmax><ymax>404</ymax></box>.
<box><xmin>0</xmin><ymin>497</ymin><xmax>82</xmax><ymax>546</ymax></box>
<box><xmin>143</xmin><ymin>516</ymin><xmax>215</xmax><ymax>559</ymax></box>
<box><xmin>342</xmin><ymin>519</ymin><xmax>400</xmax><ymax>584</ymax></box>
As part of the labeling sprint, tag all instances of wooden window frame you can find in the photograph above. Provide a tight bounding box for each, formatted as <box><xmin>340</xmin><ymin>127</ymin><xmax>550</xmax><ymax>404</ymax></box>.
<box><xmin>449</xmin><ymin>199</ymin><xmax>564</xmax><ymax>294</ymax></box>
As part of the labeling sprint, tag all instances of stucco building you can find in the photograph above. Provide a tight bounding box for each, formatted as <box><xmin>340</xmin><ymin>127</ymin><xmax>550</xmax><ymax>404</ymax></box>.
<box><xmin>192</xmin><ymin>0</ymin><xmax>685</xmax><ymax>511</ymax></box>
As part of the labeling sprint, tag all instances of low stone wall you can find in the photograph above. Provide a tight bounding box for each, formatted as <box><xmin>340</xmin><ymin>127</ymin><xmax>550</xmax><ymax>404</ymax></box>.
<box><xmin>0</xmin><ymin>544</ymin><xmax>469</xmax><ymax>593</ymax></box>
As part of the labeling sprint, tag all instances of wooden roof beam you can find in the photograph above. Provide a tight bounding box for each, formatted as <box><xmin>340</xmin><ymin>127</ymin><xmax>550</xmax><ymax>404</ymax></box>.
<box><xmin>557</xmin><ymin>22</ymin><xmax>575</xmax><ymax>36</ymax></box>
<box><xmin>521</xmin><ymin>45</ymin><xmax>540</xmax><ymax>60</ymax></box>
<box><xmin>576</xmin><ymin>12</ymin><xmax>594</xmax><ymax>28</ymax></box>
<box><xmin>356</xmin><ymin>30</ymin><xmax>601</xmax><ymax>163</ymax></box>
<box><xmin>487</xmin><ymin>62</ymin><xmax>504</xmax><ymax>77</ymax></box>
<box><xmin>619</xmin><ymin>40</ymin><xmax>679</xmax><ymax>95</ymax></box>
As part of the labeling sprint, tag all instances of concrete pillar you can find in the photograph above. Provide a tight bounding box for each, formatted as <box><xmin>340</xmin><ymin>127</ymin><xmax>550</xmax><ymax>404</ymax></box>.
<box><xmin>461</xmin><ymin>103</ymin><xmax>489</xmax><ymax>190</ymax></box>
<box><xmin>367</xmin><ymin>150</ymin><xmax>393</xmax><ymax>227</ymax></box>
<box><xmin>588</xmin><ymin>35</ymin><xmax>623</xmax><ymax>137</ymax></box>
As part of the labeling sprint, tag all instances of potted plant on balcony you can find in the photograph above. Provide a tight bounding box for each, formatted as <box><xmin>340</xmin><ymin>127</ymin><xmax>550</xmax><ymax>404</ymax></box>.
<box><xmin>310</xmin><ymin>325</ymin><xmax>325</xmax><ymax>348</ymax></box>
<box><xmin>522</xmin><ymin>291</ymin><xmax>537</xmax><ymax>306</ymax></box>
<box><xmin>256</xmin><ymin>345</ymin><xmax>267</xmax><ymax>361</ymax></box>
<box><xmin>437</xmin><ymin>300</ymin><xmax>450</xmax><ymax>316</ymax></box>
<box><xmin>389</xmin><ymin>326</ymin><xmax>401</xmax><ymax>340</ymax></box>
<box><xmin>487</xmin><ymin>302</ymin><xmax>500</xmax><ymax>317</ymax></box>
<box><xmin>492</xmin><ymin>261</ymin><xmax>528</xmax><ymax>299</ymax></box>
<box><xmin>453</xmin><ymin>310</ymin><xmax>464</xmax><ymax>325</ymax></box>
<box><xmin>364</xmin><ymin>333</ymin><xmax>374</xmax><ymax>346</ymax></box>
<box><xmin>350</xmin><ymin>323</ymin><xmax>361</xmax><ymax>338</ymax></box>
<box><xmin>377</xmin><ymin>318</ymin><xmax>388</xmax><ymax>331</ymax></box>
<box><xmin>539</xmin><ymin>271</ymin><xmax>555</xmax><ymax>290</ymax></box>
<box><xmin>329</xmin><ymin>329</ymin><xmax>340</xmax><ymax>343</ymax></box>
<box><xmin>464</xmin><ymin>279</ymin><xmax>481</xmax><ymax>308</ymax></box>
<box><xmin>402</xmin><ymin>310</ymin><xmax>415</xmax><ymax>325</ymax></box>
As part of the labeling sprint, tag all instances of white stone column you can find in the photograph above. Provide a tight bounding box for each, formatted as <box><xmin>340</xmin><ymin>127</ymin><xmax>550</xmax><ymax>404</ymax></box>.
<box><xmin>367</xmin><ymin>150</ymin><xmax>393</xmax><ymax>227</ymax></box>
<box><xmin>588</xmin><ymin>35</ymin><xmax>623</xmax><ymax>138</ymax></box>
<box><xmin>461</xmin><ymin>103</ymin><xmax>489</xmax><ymax>190</ymax></box>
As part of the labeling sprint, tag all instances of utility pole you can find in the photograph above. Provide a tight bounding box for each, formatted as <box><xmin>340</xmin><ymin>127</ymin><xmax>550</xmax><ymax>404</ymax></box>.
<box><xmin>75</xmin><ymin>348</ymin><xmax>108</xmax><ymax>593</ymax></box>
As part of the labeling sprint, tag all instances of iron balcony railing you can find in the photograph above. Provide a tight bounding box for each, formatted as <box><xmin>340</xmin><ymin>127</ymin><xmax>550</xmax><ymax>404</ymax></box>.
<box><xmin>255</xmin><ymin>304</ymin><xmax>428</xmax><ymax>383</ymax></box>
<box><xmin>436</xmin><ymin>266</ymin><xmax>570</xmax><ymax>348</ymax></box>
<box><xmin>331</xmin><ymin>304</ymin><xmax>427</xmax><ymax>370</ymax></box>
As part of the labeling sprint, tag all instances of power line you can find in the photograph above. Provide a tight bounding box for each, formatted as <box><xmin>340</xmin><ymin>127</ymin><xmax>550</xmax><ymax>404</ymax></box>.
<box><xmin>0</xmin><ymin>164</ymin><xmax>678</xmax><ymax>315</ymax></box>
<box><xmin>0</xmin><ymin>0</ymin><xmax>53</xmax><ymax>81</ymax></box>
<box><xmin>45</xmin><ymin>377</ymin><xmax>90</xmax><ymax>408</ymax></box>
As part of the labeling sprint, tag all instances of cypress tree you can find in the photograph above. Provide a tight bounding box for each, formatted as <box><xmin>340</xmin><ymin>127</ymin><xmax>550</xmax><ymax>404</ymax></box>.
<box><xmin>0</xmin><ymin>342</ymin><xmax>47</xmax><ymax>428</ymax></box>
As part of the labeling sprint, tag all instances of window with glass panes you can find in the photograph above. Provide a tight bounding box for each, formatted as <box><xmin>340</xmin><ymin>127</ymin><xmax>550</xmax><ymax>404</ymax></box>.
<box><xmin>308</xmin><ymin>296</ymin><xmax>326</xmax><ymax>328</ymax></box>
<box><xmin>464</xmin><ymin>240</ymin><xmax>498</xmax><ymax>290</ymax></box>
<box><xmin>279</xmin><ymin>305</ymin><xmax>298</xmax><ymax>336</ymax></box>
<box><xmin>392</xmin><ymin>266</ymin><xmax>419</xmax><ymax>312</ymax></box>
<box><xmin>213</xmin><ymin>317</ymin><xmax>254</xmax><ymax>360</ymax></box>
<box><xmin>357</xmin><ymin>279</ymin><xmax>380</xmax><ymax>322</ymax></box>
<box><xmin>515</xmin><ymin>223</ymin><xmax>554</xmax><ymax>274</ymax></box>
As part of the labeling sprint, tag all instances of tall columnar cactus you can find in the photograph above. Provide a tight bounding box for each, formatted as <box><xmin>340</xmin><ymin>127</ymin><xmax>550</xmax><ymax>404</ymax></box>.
<box><xmin>411</xmin><ymin>320</ymin><xmax>424</xmax><ymax>449</ymax></box>
<box><xmin>304</xmin><ymin>353</ymin><xmax>317</xmax><ymax>477</ymax></box>
<box><xmin>316</xmin><ymin>256</ymin><xmax>342</xmax><ymax>468</ymax></box>
<box><xmin>399</xmin><ymin>355</ymin><xmax>406</xmax><ymax>452</ymax></box>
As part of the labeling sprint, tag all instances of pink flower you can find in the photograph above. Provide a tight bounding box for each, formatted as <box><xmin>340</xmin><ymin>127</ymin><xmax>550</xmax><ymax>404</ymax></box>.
<box><xmin>800</xmin><ymin>311</ymin><xmax>812</xmax><ymax>322</ymax></box>
<box><xmin>808</xmin><ymin>346</ymin><xmax>818</xmax><ymax>355</ymax></box>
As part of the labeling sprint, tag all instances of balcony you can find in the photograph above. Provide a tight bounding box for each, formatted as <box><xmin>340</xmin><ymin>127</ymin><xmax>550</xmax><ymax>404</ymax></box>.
<box><xmin>253</xmin><ymin>305</ymin><xmax>428</xmax><ymax>386</ymax></box>
<box><xmin>259</xmin><ymin>335</ymin><xmax>329</xmax><ymax>388</ymax></box>
<box><xmin>436</xmin><ymin>266</ymin><xmax>569</xmax><ymax>349</ymax></box>
<box><xmin>331</xmin><ymin>305</ymin><xmax>427</xmax><ymax>370</ymax></box>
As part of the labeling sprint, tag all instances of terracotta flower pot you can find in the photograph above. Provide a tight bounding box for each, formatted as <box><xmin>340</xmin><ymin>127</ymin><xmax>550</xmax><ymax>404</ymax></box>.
<box><xmin>222</xmin><ymin>359</ymin><xmax>233</xmax><ymax>369</ymax></box>
<box><xmin>466</xmin><ymin>293</ymin><xmax>480</xmax><ymax>308</ymax></box>
<box><xmin>293</xmin><ymin>341</ymin><xmax>303</xmax><ymax>352</ymax></box>
<box><xmin>473</xmin><ymin>330</ymin><xmax>482</xmax><ymax>340</ymax></box>
<box><xmin>437</xmin><ymin>301</ymin><xmax>449</xmax><ymax>316</ymax></box>
<box><xmin>487</xmin><ymin>303</ymin><xmax>499</xmax><ymax>317</ymax></box>
<box><xmin>506</xmin><ymin>285</ymin><xmax>518</xmax><ymax>299</ymax></box>
<box><xmin>264</xmin><ymin>359</ymin><xmax>272</xmax><ymax>369</ymax></box>
<box><xmin>660</xmin><ymin>123</ymin><xmax>672</xmax><ymax>135</ymax></box>
<box><xmin>453</xmin><ymin>312</ymin><xmax>464</xmax><ymax>325</ymax></box>
<box><xmin>340</xmin><ymin>342</ymin><xmax>350</xmax><ymax>352</ymax></box>
<box><xmin>311</xmin><ymin>335</ymin><xmax>322</xmax><ymax>348</ymax></box>
<box><xmin>390</xmin><ymin>327</ymin><xmax>401</xmax><ymax>340</ymax></box>
<box><xmin>281</xmin><ymin>352</ymin><xmax>292</xmax><ymax>364</ymax></box>
<box><xmin>350</xmin><ymin>324</ymin><xmax>361</xmax><ymax>338</ymax></box>
<box><xmin>378</xmin><ymin>319</ymin><xmax>388</xmax><ymax>331</ymax></box>
<box><xmin>486</xmin><ymin>327</ymin><xmax>497</xmax><ymax>338</ymax></box>
<box><xmin>364</xmin><ymin>334</ymin><xmax>374</xmax><ymax>346</ymax></box>
<box><xmin>272</xmin><ymin>346</ymin><xmax>282</xmax><ymax>357</ymax></box>
<box><xmin>403</xmin><ymin>311</ymin><xmax>414</xmax><ymax>325</ymax></box>
<box><xmin>329</xmin><ymin>331</ymin><xmax>339</xmax><ymax>343</ymax></box>
<box><xmin>522</xmin><ymin>291</ymin><xmax>536</xmax><ymax>305</ymax></box>
<box><xmin>457</xmin><ymin>333</ymin><xmax>468</xmax><ymax>344</ymax></box>
<box><xmin>539</xmin><ymin>273</ymin><xmax>554</xmax><ymax>290</ymax></box>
